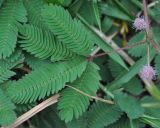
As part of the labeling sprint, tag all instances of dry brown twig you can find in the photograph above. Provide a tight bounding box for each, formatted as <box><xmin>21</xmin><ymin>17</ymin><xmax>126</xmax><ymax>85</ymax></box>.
<box><xmin>2</xmin><ymin>94</ymin><xmax>59</xmax><ymax>128</ymax></box>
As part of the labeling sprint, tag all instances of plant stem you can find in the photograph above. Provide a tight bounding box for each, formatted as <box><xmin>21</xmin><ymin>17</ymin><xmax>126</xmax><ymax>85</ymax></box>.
<box><xmin>143</xmin><ymin>0</ymin><xmax>150</xmax><ymax>35</ymax></box>
<box><xmin>147</xmin><ymin>41</ymin><xmax>150</xmax><ymax>66</ymax></box>
<box><xmin>143</xmin><ymin>0</ymin><xmax>151</xmax><ymax>66</ymax></box>
<box><xmin>99</xmin><ymin>84</ymin><xmax>114</xmax><ymax>99</ymax></box>
<box><xmin>89</xmin><ymin>39</ymin><xmax>146</xmax><ymax>59</ymax></box>
<box><xmin>4</xmin><ymin>94</ymin><xmax>59</xmax><ymax>128</ymax></box>
<box><xmin>66</xmin><ymin>85</ymin><xmax>114</xmax><ymax>104</ymax></box>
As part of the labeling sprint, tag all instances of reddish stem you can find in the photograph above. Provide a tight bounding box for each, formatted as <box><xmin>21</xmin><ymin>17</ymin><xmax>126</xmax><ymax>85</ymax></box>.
<box><xmin>88</xmin><ymin>40</ymin><xmax>146</xmax><ymax>59</ymax></box>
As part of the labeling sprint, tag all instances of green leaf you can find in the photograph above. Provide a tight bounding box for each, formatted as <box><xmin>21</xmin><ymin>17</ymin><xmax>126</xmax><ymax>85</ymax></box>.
<box><xmin>41</xmin><ymin>5</ymin><xmax>93</xmax><ymax>56</ymax></box>
<box><xmin>115</xmin><ymin>92</ymin><xmax>144</xmax><ymax>119</ymax></box>
<box><xmin>106</xmin><ymin>115</ymin><xmax>140</xmax><ymax>128</ymax></box>
<box><xmin>31</xmin><ymin>106</ymin><xmax>66</xmax><ymax>128</ymax></box>
<box><xmin>101</xmin><ymin>17</ymin><xmax>113</xmax><ymax>33</ymax></box>
<box><xmin>68</xmin><ymin>0</ymin><xmax>84</xmax><ymax>16</ymax></box>
<box><xmin>25</xmin><ymin>55</ymin><xmax>53</xmax><ymax>70</ymax></box>
<box><xmin>78</xmin><ymin>1</ymin><xmax>97</xmax><ymax>25</ymax></box>
<box><xmin>87</xmin><ymin>102</ymin><xmax>123</xmax><ymax>128</ymax></box>
<box><xmin>155</xmin><ymin>55</ymin><xmax>160</xmax><ymax>78</ymax></box>
<box><xmin>0</xmin><ymin>50</ymin><xmax>24</xmax><ymax>83</ymax></box>
<box><xmin>141</xmin><ymin>96</ymin><xmax>160</xmax><ymax>118</ymax></box>
<box><xmin>123</xmin><ymin>78</ymin><xmax>144</xmax><ymax>95</ymax></box>
<box><xmin>0</xmin><ymin>0</ymin><xmax>27</xmax><ymax>58</ymax></box>
<box><xmin>0</xmin><ymin>0</ymin><xmax>4</xmax><ymax>7</ymax></box>
<box><xmin>66</xmin><ymin>114</ymin><xmax>87</xmax><ymax>128</ymax></box>
<box><xmin>152</xmin><ymin>1</ymin><xmax>160</xmax><ymax>23</ymax></box>
<box><xmin>140</xmin><ymin>115</ymin><xmax>160</xmax><ymax>128</ymax></box>
<box><xmin>94</xmin><ymin>56</ymin><xmax>112</xmax><ymax>82</ymax></box>
<box><xmin>92</xmin><ymin>2</ymin><xmax>101</xmax><ymax>30</ymax></box>
<box><xmin>45</xmin><ymin>0</ymin><xmax>64</xmax><ymax>4</ymax></box>
<box><xmin>108</xmin><ymin>49</ymin><xmax>155</xmax><ymax>91</ymax></box>
<box><xmin>108</xmin><ymin>59</ymin><xmax>143</xmax><ymax>95</ymax></box>
<box><xmin>112</xmin><ymin>0</ymin><xmax>134</xmax><ymax>19</ymax></box>
<box><xmin>6</xmin><ymin>56</ymin><xmax>87</xmax><ymax>103</ymax></box>
<box><xmin>99</xmin><ymin>3</ymin><xmax>132</xmax><ymax>21</ymax></box>
<box><xmin>146</xmin><ymin>84</ymin><xmax>160</xmax><ymax>102</ymax></box>
<box><xmin>128</xmin><ymin>27</ymin><xmax>160</xmax><ymax>58</ymax></box>
<box><xmin>58</xmin><ymin>62</ymin><xmax>101</xmax><ymax>122</ymax></box>
<box><xmin>0</xmin><ymin>89</ymin><xmax>16</xmax><ymax>126</ymax></box>
<box><xmin>128</xmin><ymin>32</ymin><xmax>147</xmax><ymax>57</ymax></box>
<box><xmin>19</xmin><ymin>24</ymin><xmax>75</xmax><ymax>61</ymax></box>
<box><xmin>24</xmin><ymin>0</ymin><xmax>46</xmax><ymax>28</ymax></box>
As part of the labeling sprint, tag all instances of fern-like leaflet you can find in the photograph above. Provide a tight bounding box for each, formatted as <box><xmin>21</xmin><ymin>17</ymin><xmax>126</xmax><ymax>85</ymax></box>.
<box><xmin>0</xmin><ymin>89</ymin><xmax>16</xmax><ymax>126</ymax></box>
<box><xmin>0</xmin><ymin>50</ymin><xmax>24</xmax><ymax>83</ymax></box>
<box><xmin>7</xmin><ymin>56</ymin><xmax>88</xmax><ymax>103</ymax></box>
<box><xmin>41</xmin><ymin>5</ymin><xmax>94</xmax><ymax>56</ymax></box>
<box><xmin>18</xmin><ymin>24</ymin><xmax>76</xmax><ymax>61</ymax></box>
<box><xmin>0</xmin><ymin>0</ymin><xmax>27</xmax><ymax>58</ymax></box>
<box><xmin>23</xmin><ymin>0</ymin><xmax>46</xmax><ymax>29</ymax></box>
<box><xmin>58</xmin><ymin>62</ymin><xmax>101</xmax><ymax>122</ymax></box>
<box><xmin>87</xmin><ymin>102</ymin><xmax>123</xmax><ymax>128</ymax></box>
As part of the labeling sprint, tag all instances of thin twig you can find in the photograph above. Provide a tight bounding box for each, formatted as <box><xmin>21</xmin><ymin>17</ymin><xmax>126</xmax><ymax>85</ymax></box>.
<box><xmin>143</xmin><ymin>0</ymin><xmax>151</xmax><ymax>66</ymax></box>
<box><xmin>66</xmin><ymin>85</ymin><xmax>114</xmax><ymax>104</ymax></box>
<box><xmin>90</xmin><ymin>39</ymin><xmax>146</xmax><ymax>59</ymax></box>
<box><xmin>92</xmin><ymin>27</ymin><xmax>135</xmax><ymax>65</ymax></box>
<box><xmin>90</xmin><ymin>32</ymin><xmax>118</xmax><ymax>56</ymax></box>
<box><xmin>148</xmin><ymin>0</ymin><xmax>159</xmax><ymax>8</ymax></box>
<box><xmin>143</xmin><ymin>0</ymin><xmax>150</xmax><ymax>36</ymax></box>
<box><xmin>4</xmin><ymin>94</ymin><xmax>59</xmax><ymax>128</ymax></box>
<box><xmin>147</xmin><ymin>41</ymin><xmax>150</xmax><ymax>65</ymax></box>
<box><xmin>92</xmin><ymin>27</ymin><xmax>156</xmax><ymax>93</ymax></box>
<box><xmin>99</xmin><ymin>84</ymin><xmax>114</xmax><ymax>99</ymax></box>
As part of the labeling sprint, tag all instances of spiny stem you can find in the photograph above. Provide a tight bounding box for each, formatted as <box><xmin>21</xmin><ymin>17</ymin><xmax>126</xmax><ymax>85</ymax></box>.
<box><xmin>147</xmin><ymin>41</ymin><xmax>150</xmax><ymax>66</ymax></box>
<box><xmin>143</xmin><ymin>0</ymin><xmax>150</xmax><ymax>36</ymax></box>
<box><xmin>143</xmin><ymin>0</ymin><xmax>151</xmax><ymax>66</ymax></box>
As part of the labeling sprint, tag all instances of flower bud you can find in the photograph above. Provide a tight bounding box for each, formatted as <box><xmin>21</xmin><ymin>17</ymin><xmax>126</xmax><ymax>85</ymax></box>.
<box><xmin>140</xmin><ymin>65</ymin><xmax>156</xmax><ymax>80</ymax></box>
<box><xmin>133</xmin><ymin>17</ymin><xmax>147</xmax><ymax>31</ymax></box>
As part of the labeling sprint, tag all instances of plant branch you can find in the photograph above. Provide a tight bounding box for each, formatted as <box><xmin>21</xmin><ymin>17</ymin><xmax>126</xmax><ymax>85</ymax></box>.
<box><xmin>92</xmin><ymin>27</ymin><xmax>135</xmax><ymax>65</ymax></box>
<box><xmin>66</xmin><ymin>85</ymin><xmax>114</xmax><ymax>104</ymax></box>
<box><xmin>92</xmin><ymin>27</ymin><xmax>157</xmax><ymax>95</ymax></box>
<box><xmin>147</xmin><ymin>41</ymin><xmax>150</xmax><ymax>65</ymax></box>
<box><xmin>143</xmin><ymin>0</ymin><xmax>150</xmax><ymax>36</ymax></box>
<box><xmin>89</xmin><ymin>39</ymin><xmax>146</xmax><ymax>59</ymax></box>
<box><xmin>143</xmin><ymin>0</ymin><xmax>151</xmax><ymax>66</ymax></box>
<box><xmin>148</xmin><ymin>0</ymin><xmax>159</xmax><ymax>8</ymax></box>
<box><xmin>4</xmin><ymin>94</ymin><xmax>59</xmax><ymax>128</ymax></box>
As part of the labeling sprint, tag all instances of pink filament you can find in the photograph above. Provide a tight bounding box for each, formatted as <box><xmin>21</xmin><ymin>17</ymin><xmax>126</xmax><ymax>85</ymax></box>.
<box><xmin>140</xmin><ymin>65</ymin><xmax>156</xmax><ymax>80</ymax></box>
<box><xmin>133</xmin><ymin>17</ymin><xmax>147</xmax><ymax>31</ymax></box>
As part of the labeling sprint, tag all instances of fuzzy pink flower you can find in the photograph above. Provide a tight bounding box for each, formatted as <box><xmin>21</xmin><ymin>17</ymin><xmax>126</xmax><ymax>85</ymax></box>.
<box><xmin>133</xmin><ymin>17</ymin><xmax>147</xmax><ymax>31</ymax></box>
<box><xmin>140</xmin><ymin>65</ymin><xmax>156</xmax><ymax>80</ymax></box>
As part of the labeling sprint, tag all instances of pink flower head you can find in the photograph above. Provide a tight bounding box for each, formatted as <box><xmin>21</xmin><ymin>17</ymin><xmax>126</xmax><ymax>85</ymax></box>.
<box><xmin>140</xmin><ymin>65</ymin><xmax>156</xmax><ymax>80</ymax></box>
<box><xmin>133</xmin><ymin>17</ymin><xmax>147</xmax><ymax>31</ymax></box>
